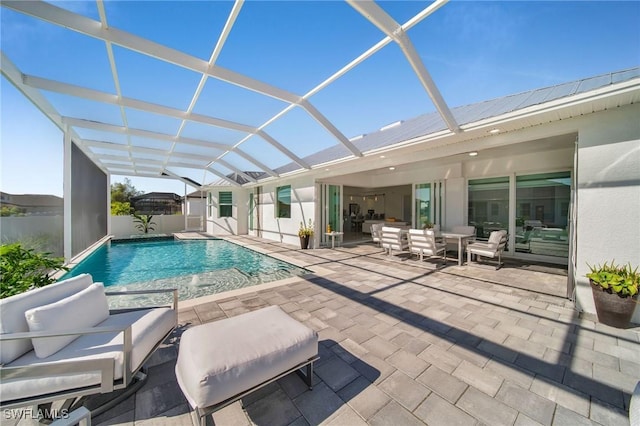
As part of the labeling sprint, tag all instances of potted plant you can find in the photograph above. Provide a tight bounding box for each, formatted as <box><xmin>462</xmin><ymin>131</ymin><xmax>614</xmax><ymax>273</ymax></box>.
<box><xmin>298</xmin><ymin>219</ymin><xmax>314</xmax><ymax>249</ymax></box>
<box><xmin>587</xmin><ymin>261</ymin><xmax>639</xmax><ymax>328</ymax></box>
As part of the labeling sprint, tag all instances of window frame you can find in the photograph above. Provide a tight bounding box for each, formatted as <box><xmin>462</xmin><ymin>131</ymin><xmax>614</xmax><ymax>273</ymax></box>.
<box><xmin>276</xmin><ymin>185</ymin><xmax>291</xmax><ymax>218</ymax></box>
<box><xmin>218</xmin><ymin>191</ymin><xmax>233</xmax><ymax>218</ymax></box>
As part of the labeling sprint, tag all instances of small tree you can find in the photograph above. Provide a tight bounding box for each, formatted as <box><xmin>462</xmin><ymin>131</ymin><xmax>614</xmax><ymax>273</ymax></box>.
<box><xmin>132</xmin><ymin>212</ymin><xmax>156</xmax><ymax>234</ymax></box>
<box><xmin>111</xmin><ymin>201</ymin><xmax>133</xmax><ymax>216</ymax></box>
<box><xmin>0</xmin><ymin>243</ymin><xmax>68</xmax><ymax>298</ymax></box>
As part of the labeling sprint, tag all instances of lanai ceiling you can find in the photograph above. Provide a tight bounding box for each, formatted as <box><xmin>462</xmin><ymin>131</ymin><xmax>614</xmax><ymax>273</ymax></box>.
<box><xmin>1</xmin><ymin>1</ymin><xmax>638</xmax><ymax>189</ymax></box>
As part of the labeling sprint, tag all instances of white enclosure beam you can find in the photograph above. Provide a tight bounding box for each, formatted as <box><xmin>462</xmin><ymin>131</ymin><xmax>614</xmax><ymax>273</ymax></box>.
<box><xmin>347</xmin><ymin>0</ymin><xmax>459</xmax><ymax>133</ymax></box>
<box><xmin>159</xmin><ymin>169</ymin><xmax>203</xmax><ymax>189</ymax></box>
<box><xmin>4</xmin><ymin>0</ymin><xmax>362</xmax><ymax>170</ymax></box>
<box><xmin>62</xmin><ymin>117</ymin><xmax>232</xmax><ymax>150</ymax></box>
<box><xmin>256</xmin><ymin>131</ymin><xmax>311</xmax><ymax>169</ymax></box>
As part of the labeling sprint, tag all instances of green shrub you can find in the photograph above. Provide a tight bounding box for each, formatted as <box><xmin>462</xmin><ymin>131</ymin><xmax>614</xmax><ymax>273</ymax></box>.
<box><xmin>132</xmin><ymin>213</ymin><xmax>156</xmax><ymax>234</ymax></box>
<box><xmin>587</xmin><ymin>261</ymin><xmax>639</xmax><ymax>298</ymax></box>
<box><xmin>0</xmin><ymin>243</ymin><xmax>68</xmax><ymax>299</ymax></box>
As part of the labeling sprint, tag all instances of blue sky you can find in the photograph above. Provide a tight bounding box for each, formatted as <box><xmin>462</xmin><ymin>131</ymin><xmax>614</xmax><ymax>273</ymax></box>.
<box><xmin>2</xmin><ymin>1</ymin><xmax>639</xmax><ymax>197</ymax></box>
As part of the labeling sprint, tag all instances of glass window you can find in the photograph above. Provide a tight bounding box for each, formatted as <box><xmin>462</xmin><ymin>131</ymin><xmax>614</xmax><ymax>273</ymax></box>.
<box><xmin>415</xmin><ymin>183</ymin><xmax>431</xmax><ymax>228</ymax></box>
<box><xmin>468</xmin><ymin>177</ymin><xmax>509</xmax><ymax>240</ymax></box>
<box><xmin>276</xmin><ymin>185</ymin><xmax>291</xmax><ymax>218</ymax></box>
<box><xmin>219</xmin><ymin>191</ymin><xmax>232</xmax><ymax>218</ymax></box>
<box><xmin>515</xmin><ymin>172</ymin><xmax>571</xmax><ymax>257</ymax></box>
<box><xmin>207</xmin><ymin>192</ymin><xmax>212</xmax><ymax>217</ymax></box>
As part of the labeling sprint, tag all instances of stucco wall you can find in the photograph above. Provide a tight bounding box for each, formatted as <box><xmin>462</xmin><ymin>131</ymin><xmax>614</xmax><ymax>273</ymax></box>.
<box><xmin>110</xmin><ymin>214</ymin><xmax>186</xmax><ymax>238</ymax></box>
<box><xmin>574</xmin><ymin>105</ymin><xmax>640</xmax><ymax>322</ymax></box>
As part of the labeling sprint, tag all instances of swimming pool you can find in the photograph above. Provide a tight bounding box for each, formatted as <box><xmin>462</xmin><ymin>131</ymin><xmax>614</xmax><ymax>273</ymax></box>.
<box><xmin>61</xmin><ymin>238</ymin><xmax>308</xmax><ymax>307</ymax></box>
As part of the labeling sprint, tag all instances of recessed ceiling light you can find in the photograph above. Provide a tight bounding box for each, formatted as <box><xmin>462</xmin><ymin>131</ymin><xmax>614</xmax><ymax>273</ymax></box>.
<box><xmin>468</xmin><ymin>151</ymin><xmax>478</xmax><ymax>157</ymax></box>
<box><xmin>389</xmin><ymin>167</ymin><xmax>396</xmax><ymax>170</ymax></box>
<box><xmin>380</xmin><ymin>155</ymin><xmax>385</xmax><ymax>159</ymax></box>
<box><xmin>325</xmin><ymin>168</ymin><xmax>330</xmax><ymax>171</ymax></box>
<box><xmin>489</xmin><ymin>128</ymin><xmax>501</xmax><ymax>134</ymax></box>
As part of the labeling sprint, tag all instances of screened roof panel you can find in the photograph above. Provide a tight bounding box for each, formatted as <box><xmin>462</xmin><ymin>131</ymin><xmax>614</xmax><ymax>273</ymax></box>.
<box><xmin>180</xmin><ymin>121</ymin><xmax>248</xmax><ymax>146</ymax></box>
<box><xmin>1</xmin><ymin>1</ymin><xmax>638</xmax><ymax>189</ymax></box>
<box><xmin>74</xmin><ymin>129</ymin><xmax>128</xmax><ymax>144</ymax></box>
<box><xmin>0</xmin><ymin>9</ymin><xmax>115</xmax><ymax>93</ymax></box>
<box><xmin>309</xmin><ymin>42</ymin><xmax>435</xmax><ymax>140</ymax></box>
<box><xmin>262</xmin><ymin>106</ymin><xmax>338</xmax><ymax>159</ymax></box>
<box><xmin>217</xmin><ymin>151</ymin><xmax>266</xmax><ymax>174</ymax></box>
<box><xmin>104</xmin><ymin>1</ymin><xmax>231</xmax><ymax>61</ymax></box>
<box><xmin>192</xmin><ymin>78</ymin><xmax>289</xmax><ymax>128</ymax></box>
<box><xmin>88</xmin><ymin>147</ymin><xmax>129</xmax><ymax>157</ymax></box>
<box><xmin>43</xmin><ymin>92</ymin><xmax>123</xmax><ymax>125</ymax></box>
<box><xmin>129</xmin><ymin>136</ymin><xmax>173</xmax><ymax>152</ymax></box>
<box><xmin>112</xmin><ymin>46</ymin><xmax>201</xmax><ymax>111</ymax></box>
<box><xmin>215</xmin><ymin>2</ymin><xmax>384</xmax><ymax>94</ymax></box>
<box><xmin>171</xmin><ymin>143</ymin><xmax>223</xmax><ymax>159</ymax></box>
<box><xmin>48</xmin><ymin>1</ymin><xmax>100</xmax><ymax>20</ymax></box>
<box><xmin>124</xmin><ymin>108</ymin><xmax>182</xmax><ymax>136</ymax></box>
<box><xmin>130</xmin><ymin>152</ymin><xmax>169</xmax><ymax>162</ymax></box>
<box><xmin>235</xmin><ymin>135</ymin><xmax>293</xmax><ymax>170</ymax></box>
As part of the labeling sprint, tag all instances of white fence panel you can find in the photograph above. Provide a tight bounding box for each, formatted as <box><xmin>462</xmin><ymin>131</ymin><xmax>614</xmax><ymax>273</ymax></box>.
<box><xmin>110</xmin><ymin>215</ymin><xmax>188</xmax><ymax>238</ymax></box>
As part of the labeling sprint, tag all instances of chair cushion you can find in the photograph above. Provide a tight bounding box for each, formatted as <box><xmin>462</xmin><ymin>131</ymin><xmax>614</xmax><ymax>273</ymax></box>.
<box><xmin>0</xmin><ymin>274</ymin><xmax>94</xmax><ymax>364</ymax></box>
<box><xmin>26</xmin><ymin>283</ymin><xmax>109</xmax><ymax>358</ymax></box>
<box><xmin>175</xmin><ymin>305</ymin><xmax>318</xmax><ymax>409</ymax></box>
<box><xmin>1</xmin><ymin>307</ymin><xmax>176</xmax><ymax>403</ymax></box>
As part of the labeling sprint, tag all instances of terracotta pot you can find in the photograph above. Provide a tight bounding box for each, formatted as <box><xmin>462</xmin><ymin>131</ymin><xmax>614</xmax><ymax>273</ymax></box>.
<box><xmin>299</xmin><ymin>235</ymin><xmax>310</xmax><ymax>249</ymax></box>
<box><xmin>590</xmin><ymin>280</ymin><xmax>638</xmax><ymax>328</ymax></box>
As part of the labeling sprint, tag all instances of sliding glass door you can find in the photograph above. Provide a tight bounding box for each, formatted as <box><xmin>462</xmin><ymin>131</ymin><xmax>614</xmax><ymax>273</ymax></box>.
<box><xmin>414</xmin><ymin>180</ymin><xmax>445</xmax><ymax>228</ymax></box>
<box><xmin>318</xmin><ymin>183</ymin><xmax>342</xmax><ymax>246</ymax></box>
<box><xmin>467</xmin><ymin>172</ymin><xmax>571</xmax><ymax>262</ymax></box>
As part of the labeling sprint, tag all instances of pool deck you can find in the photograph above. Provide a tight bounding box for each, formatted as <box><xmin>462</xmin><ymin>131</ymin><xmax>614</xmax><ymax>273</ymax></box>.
<box><xmin>83</xmin><ymin>234</ymin><xmax>639</xmax><ymax>426</ymax></box>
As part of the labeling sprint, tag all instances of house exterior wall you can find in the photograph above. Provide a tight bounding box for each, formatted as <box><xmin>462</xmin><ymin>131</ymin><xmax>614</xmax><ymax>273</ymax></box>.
<box><xmin>256</xmin><ymin>176</ymin><xmax>316</xmax><ymax>246</ymax></box>
<box><xmin>204</xmin><ymin>103</ymin><xmax>639</xmax><ymax>321</ymax></box>
<box><xmin>574</xmin><ymin>105</ymin><xmax>640</xmax><ymax>323</ymax></box>
<box><xmin>206</xmin><ymin>188</ymin><xmax>247</xmax><ymax>236</ymax></box>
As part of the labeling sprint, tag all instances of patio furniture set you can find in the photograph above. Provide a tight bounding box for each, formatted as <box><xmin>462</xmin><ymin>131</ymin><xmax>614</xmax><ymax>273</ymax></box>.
<box><xmin>0</xmin><ymin>275</ymin><xmax>319</xmax><ymax>426</ymax></box>
<box><xmin>372</xmin><ymin>223</ymin><xmax>508</xmax><ymax>269</ymax></box>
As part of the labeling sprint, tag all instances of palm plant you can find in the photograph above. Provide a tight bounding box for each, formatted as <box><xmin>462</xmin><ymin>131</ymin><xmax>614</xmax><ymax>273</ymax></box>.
<box><xmin>132</xmin><ymin>213</ymin><xmax>157</xmax><ymax>234</ymax></box>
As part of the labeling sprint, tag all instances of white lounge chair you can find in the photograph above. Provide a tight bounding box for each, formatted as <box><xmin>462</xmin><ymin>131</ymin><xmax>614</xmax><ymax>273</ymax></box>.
<box><xmin>407</xmin><ymin>228</ymin><xmax>446</xmax><ymax>265</ymax></box>
<box><xmin>0</xmin><ymin>273</ymin><xmax>177</xmax><ymax>417</ymax></box>
<box><xmin>381</xmin><ymin>226</ymin><xmax>409</xmax><ymax>257</ymax></box>
<box><xmin>467</xmin><ymin>230</ymin><xmax>508</xmax><ymax>269</ymax></box>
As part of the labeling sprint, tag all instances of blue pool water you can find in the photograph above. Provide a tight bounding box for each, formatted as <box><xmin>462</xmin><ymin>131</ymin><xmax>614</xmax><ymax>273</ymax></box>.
<box><xmin>61</xmin><ymin>238</ymin><xmax>308</xmax><ymax>306</ymax></box>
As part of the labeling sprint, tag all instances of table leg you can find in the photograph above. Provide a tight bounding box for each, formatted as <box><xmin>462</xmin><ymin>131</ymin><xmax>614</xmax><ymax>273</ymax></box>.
<box><xmin>458</xmin><ymin>238</ymin><xmax>463</xmax><ymax>266</ymax></box>
<box><xmin>331</xmin><ymin>235</ymin><xmax>335</xmax><ymax>249</ymax></box>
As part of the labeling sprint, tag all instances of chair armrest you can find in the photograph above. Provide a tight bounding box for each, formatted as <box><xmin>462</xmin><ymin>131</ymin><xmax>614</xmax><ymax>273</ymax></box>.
<box><xmin>1</xmin><ymin>357</ymin><xmax>116</xmax><ymax>395</ymax></box>
<box><xmin>106</xmin><ymin>288</ymin><xmax>178</xmax><ymax>310</ymax></box>
<box><xmin>0</xmin><ymin>323</ymin><xmax>129</xmax><ymax>342</ymax></box>
<box><xmin>1</xmin><ymin>323</ymin><xmax>134</xmax><ymax>385</ymax></box>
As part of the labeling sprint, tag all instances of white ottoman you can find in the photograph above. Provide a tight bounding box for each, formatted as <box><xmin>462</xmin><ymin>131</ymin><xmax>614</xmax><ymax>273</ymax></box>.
<box><xmin>175</xmin><ymin>306</ymin><xmax>318</xmax><ymax>423</ymax></box>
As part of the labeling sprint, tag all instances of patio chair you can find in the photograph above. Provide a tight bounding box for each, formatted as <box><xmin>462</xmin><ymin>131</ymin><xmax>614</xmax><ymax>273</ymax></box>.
<box><xmin>0</xmin><ymin>273</ymin><xmax>177</xmax><ymax>418</ymax></box>
<box><xmin>407</xmin><ymin>229</ymin><xmax>446</xmax><ymax>265</ymax></box>
<box><xmin>466</xmin><ymin>230</ymin><xmax>508</xmax><ymax>269</ymax></box>
<box><xmin>371</xmin><ymin>223</ymin><xmax>383</xmax><ymax>247</ymax></box>
<box><xmin>381</xmin><ymin>226</ymin><xmax>408</xmax><ymax>257</ymax></box>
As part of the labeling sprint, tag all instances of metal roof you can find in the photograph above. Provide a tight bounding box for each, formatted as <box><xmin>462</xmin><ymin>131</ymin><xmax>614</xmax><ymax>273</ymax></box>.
<box><xmin>213</xmin><ymin>67</ymin><xmax>640</xmax><ymax>185</ymax></box>
<box><xmin>2</xmin><ymin>1</ymin><xmax>639</xmax><ymax>189</ymax></box>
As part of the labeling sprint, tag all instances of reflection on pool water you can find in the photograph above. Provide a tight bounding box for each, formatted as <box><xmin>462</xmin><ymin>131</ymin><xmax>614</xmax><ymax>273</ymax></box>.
<box><xmin>61</xmin><ymin>238</ymin><xmax>308</xmax><ymax>307</ymax></box>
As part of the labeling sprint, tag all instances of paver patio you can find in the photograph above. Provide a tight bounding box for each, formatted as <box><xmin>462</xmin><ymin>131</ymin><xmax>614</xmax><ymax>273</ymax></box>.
<box><xmin>89</xmin><ymin>235</ymin><xmax>639</xmax><ymax>426</ymax></box>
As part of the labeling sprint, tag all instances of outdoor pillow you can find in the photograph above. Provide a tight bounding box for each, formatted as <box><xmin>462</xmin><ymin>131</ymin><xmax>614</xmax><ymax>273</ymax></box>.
<box><xmin>25</xmin><ymin>282</ymin><xmax>110</xmax><ymax>359</ymax></box>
